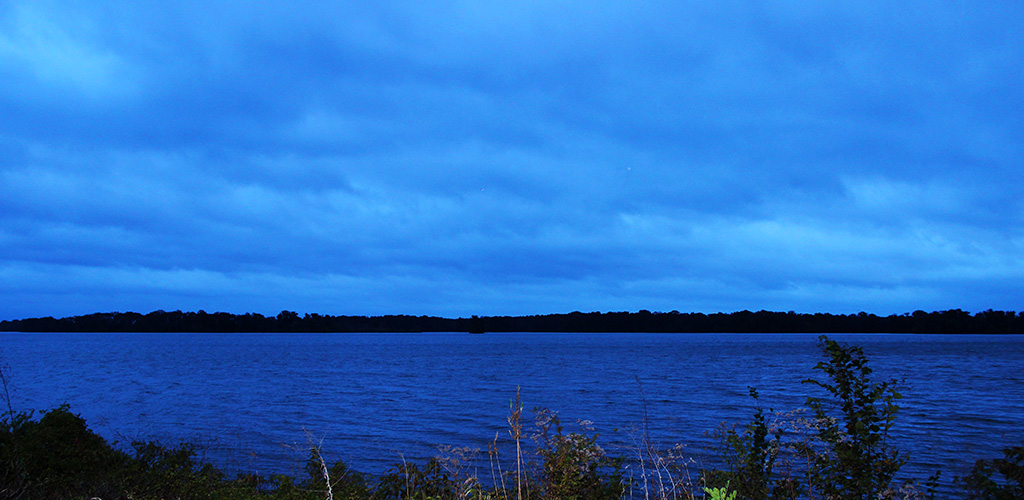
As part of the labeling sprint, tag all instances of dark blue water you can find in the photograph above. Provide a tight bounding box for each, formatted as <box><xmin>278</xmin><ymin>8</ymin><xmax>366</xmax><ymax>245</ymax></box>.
<box><xmin>2</xmin><ymin>332</ymin><xmax>1022</xmax><ymax>492</ymax></box>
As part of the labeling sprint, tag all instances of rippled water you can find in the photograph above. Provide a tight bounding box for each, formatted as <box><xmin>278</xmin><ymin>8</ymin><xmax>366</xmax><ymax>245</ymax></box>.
<box><xmin>2</xmin><ymin>332</ymin><xmax>1022</xmax><ymax>493</ymax></box>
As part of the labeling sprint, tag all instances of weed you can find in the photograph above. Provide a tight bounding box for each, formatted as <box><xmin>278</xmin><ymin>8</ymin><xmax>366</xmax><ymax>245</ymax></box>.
<box><xmin>490</xmin><ymin>432</ymin><xmax>511</xmax><ymax>500</ymax></box>
<box><xmin>705</xmin><ymin>387</ymin><xmax>783</xmax><ymax>500</ymax></box>
<box><xmin>509</xmin><ymin>387</ymin><xmax>527</xmax><ymax>500</ymax></box>
<box><xmin>702</xmin><ymin>482</ymin><xmax>736</xmax><ymax>500</ymax></box>
<box><xmin>375</xmin><ymin>456</ymin><xmax>456</xmax><ymax>500</ymax></box>
<box><xmin>629</xmin><ymin>378</ymin><xmax>697</xmax><ymax>500</ymax></box>
<box><xmin>532</xmin><ymin>408</ymin><xmax>623</xmax><ymax>500</ymax></box>
<box><xmin>435</xmin><ymin>445</ymin><xmax>483</xmax><ymax>500</ymax></box>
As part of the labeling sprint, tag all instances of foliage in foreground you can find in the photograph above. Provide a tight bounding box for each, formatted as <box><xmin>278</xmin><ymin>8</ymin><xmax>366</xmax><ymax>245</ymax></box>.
<box><xmin>2</xmin><ymin>337</ymin><xmax>1022</xmax><ymax>500</ymax></box>
<box><xmin>801</xmin><ymin>337</ymin><xmax>906</xmax><ymax>499</ymax></box>
<box><xmin>961</xmin><ymin>445</ymin><xmax>1024</xmax><ymax>500</ymax></box>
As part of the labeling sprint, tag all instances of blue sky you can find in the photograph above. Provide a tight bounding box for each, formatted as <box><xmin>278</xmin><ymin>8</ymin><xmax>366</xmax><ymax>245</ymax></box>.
<box><xmin>1</xmin><ymin>1</ymin><xmax>1022</xmax><ymax>320</ymax></box>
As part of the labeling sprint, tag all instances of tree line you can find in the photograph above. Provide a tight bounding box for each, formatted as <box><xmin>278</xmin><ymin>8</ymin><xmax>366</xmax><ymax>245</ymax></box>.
<box><xmin>1</xmin><ymin>308</ymin><xmax>1021</xmax><ymax>334</ymax></box>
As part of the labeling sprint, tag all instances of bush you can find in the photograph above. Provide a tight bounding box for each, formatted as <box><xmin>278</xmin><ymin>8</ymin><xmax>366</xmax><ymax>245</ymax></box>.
<box><xmin>374</xmin><ymin>457</ymin><xmax>457</xmax><ymax>500</ymax></box>
<box><xmin>304</xmin><ymin>448</ymin><xmax>372</xmax><ymax>500</ymax></box>
<box><xmin>533</xmin><ymin>408</ymin><xmax>624</xmax><ymax>500</ymax></box>
<box><xmin>123</xmin><ymin>438</ymin><xmax>227</xmax><ymax>500</ymax></box>
<box><xmin>2</xmin><ymin>404</ymin><xmax>127</xmax><ymax>499</ymax></box>
<box><xmin>0</xmin><ymin>404</ymin><xmax>247</xmax><ymax>500</ymax></box>
<box><xmin>705</xmin><ymin>388</ymin><xmax>785</xmax><ymax>500</ymax></box>
<box><xmin>961</xmin><ymin>444</ymin><xmax>1024</xmax><ymax>500</ymax></box>
<box><xmin>798</xmin><ymin>336</ymin><xmax>905</xmax><ymax>500</ymax></box>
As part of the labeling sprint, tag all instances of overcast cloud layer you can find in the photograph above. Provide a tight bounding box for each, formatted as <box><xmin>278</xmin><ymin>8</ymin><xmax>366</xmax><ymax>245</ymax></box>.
<box><xmin>1</xmin><ymin>1</ymin><xmax>1022</xmax><ymax>320</ymax></box>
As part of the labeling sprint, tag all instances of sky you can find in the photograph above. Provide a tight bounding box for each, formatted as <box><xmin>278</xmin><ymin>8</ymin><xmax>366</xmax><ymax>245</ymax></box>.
<box><xmin>1</xmin><ymin>1</ymin><xmax>1022</xmax><ymax>320</ymax></box>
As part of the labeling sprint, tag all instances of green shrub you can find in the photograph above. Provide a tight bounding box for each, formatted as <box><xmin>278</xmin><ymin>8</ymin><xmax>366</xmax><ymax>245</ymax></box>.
<box><xmin>374</xmin><ymin>457</ymin><xmax>457</xmax><ymax>500</ymax></box>
<box><xmin>1</xmin><ymin>406</ymin><xmax>30</xmax><ymax>500</ymax></box>
<box><xmin>533</xmin><ymin>408</ymin><xmax>623</xmax><ymax>500</ymax></box>
<box><xmin>303</xmin><ymin>448</ymin><xmax>371</xmax><ymax>500</ymax></box>
<box><xmin>798</xmin><ymin>336</ymin><xmax>905</xmax><ymax>500</ymax></box>
<box><xmin>961</xmin><ymin>444</ymin><xmax>1024</xmax><ymax>500</ymax></box>
<box><xmin>702</xmin><ymin>483</ymin><xmax>737</xmax><ymax>500</ymax></box>
<box><xmin>2</xmin><ymin>404</ymin><xmax>127</xmax><ymax>499</ymax></box>
<box><xmin>705</xmin><ymin>388</ymin><xmax>785</xmax><ymax>500</ymax></box>
<box><xmin>123</xmin><ymin>439</ymin><xmax>227</xmax><ymax>500</ymax></box>
<box><xmin>0</xmin><ymin>403</ymin><xmax>249</xmax><ymax>500</ymax></box>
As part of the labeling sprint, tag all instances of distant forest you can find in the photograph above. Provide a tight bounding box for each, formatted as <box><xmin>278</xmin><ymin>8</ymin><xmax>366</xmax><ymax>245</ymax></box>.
<box><xmin>1</xmin><ymin>308</ymin><xmax>1021</xmax><ymax>334</ymax></box>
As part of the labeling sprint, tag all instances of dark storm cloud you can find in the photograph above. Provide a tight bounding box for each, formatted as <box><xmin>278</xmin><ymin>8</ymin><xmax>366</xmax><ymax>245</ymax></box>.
<box><xmin>1</xmin><ymin>1</ymin><xmax>1022</xmax><ymax>319</ymax></box>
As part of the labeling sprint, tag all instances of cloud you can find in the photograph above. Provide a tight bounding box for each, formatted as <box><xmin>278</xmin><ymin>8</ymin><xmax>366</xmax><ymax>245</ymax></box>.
<box><xmin>0</xmin><ymin>3</ymin><xmax>135</xmax><ymax>98</ymax></box>
<box><xmin>1</xmin><ymin>1</ymin><xmax>1022</xmax><ymax>320</ymax></box>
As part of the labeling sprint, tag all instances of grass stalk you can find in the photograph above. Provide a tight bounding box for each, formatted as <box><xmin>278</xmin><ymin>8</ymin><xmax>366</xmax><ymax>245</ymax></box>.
<box><xmin>508</xmin><ymin>387</ymin><xmax>524</xmax><ymax>500</ymax></box>
<box><xmin>490</xmin><ymin>431</ymin><xmax>510</xmax><ymax>500</ymax></box>
<box><xmin>305</xmin><ymin>429</ymin><xmax>334</xmax><ymax>500</ymax></box>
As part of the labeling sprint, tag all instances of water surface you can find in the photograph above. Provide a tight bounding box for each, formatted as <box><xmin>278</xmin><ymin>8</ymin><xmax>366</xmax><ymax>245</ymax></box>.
<box><xmin>2</xmin><ymin>332</ymin><xmax>1022</xmax><ymax>490</ymax></box>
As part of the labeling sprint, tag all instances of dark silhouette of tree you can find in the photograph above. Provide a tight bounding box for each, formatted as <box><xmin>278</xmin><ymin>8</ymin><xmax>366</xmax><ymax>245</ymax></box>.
<box><xmin>1</xmin><ymin>309</ymin><xmax>1020</xmax><ymax>334</ymax></box>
